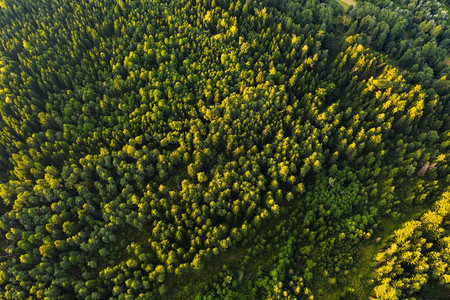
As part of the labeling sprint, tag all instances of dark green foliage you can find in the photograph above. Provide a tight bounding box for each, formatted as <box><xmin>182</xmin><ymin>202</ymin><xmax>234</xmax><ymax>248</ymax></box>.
<box><xmin>344</xmin><ymin>0</ymin><xmax>450</xmax><ymax>85</ymax></box>
<box><xmin>0</xmin><ymin>0</ymin><xmax>448</xmax><ymax>299</ymax></box>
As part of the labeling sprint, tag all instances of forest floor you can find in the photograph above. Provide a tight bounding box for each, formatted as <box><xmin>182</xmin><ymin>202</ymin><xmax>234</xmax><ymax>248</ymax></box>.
<box><xmin>337</xmin><ymin>0</ymin><xmax>357</xmax><ymax>10</ymax></box>
<box><xmin>445</xmin><ymin>56</ymin><xmax>450</xmax><ymax>66</ymax></box>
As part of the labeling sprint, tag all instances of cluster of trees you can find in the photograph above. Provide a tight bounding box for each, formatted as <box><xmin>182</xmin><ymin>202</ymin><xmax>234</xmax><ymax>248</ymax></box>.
<box><xmin>373</xmin><ymin>190</ymin><xmax>450</xmax><ymax>299</ymax></box>
<box><xmin>344</xmin><ymin>0</ymin><xmax>450</xmax><ymax>86</ymax></box>
<box><xmin>0</xmin><ymin>0</ymin><xmax>447</xmax><ymax>299</ymax></box>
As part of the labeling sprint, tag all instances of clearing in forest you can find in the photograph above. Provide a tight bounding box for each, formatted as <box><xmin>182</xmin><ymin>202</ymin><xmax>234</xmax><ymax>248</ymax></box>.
<box><xmin>337</xmin><ymin>0</ymin><xmax>357</xmax><ymax>10</ymax></box>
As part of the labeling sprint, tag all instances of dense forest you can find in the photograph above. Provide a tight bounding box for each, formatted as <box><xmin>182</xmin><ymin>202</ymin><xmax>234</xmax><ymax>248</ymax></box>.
<box><xmin>0</xmin><ymin>0</ymin><xmax>448</xmax><ymax>299</ymax></box>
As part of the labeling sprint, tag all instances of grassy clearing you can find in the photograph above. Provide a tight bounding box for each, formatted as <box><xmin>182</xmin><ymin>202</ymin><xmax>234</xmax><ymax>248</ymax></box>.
<box><xmin>445</xmin><ymin>56</ymin><xmax>450</xmax><ymax>66</ymax></box>
<box><xmin>343</xmin><ymin>203</ymin><xmax>430</xmax><ymax>296</ymax></box>
<box><xmin>337</xmin><ymin>0</ymin><xmax>356</xmax><ymax>10</ymax></box>
<box><xmin>312</xmin><ymin>202</ymin><xmax>431</xmax><ymax>299</ymax></box>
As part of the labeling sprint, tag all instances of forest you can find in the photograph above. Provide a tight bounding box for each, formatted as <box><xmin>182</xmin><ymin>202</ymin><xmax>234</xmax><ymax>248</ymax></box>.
<box><xmin>0</xmin><ymin>0</ymin><xmax>448</xmax><ymax>299</ymax></box>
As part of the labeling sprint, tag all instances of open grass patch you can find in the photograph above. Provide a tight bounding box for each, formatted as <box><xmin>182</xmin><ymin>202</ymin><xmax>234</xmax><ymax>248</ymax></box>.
<box><xmin>337</xmin><ymin>0</ymin><xmax>356</xmax><ymax>10</ymax></box>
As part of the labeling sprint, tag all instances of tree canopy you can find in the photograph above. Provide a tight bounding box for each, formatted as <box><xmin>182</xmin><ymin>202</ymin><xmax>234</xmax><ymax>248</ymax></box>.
<box><xmin>0</xmin><ymin>0</ymin><xmax>448</xmax><ymax>299</ymax></box>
